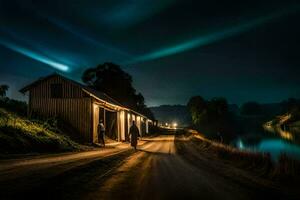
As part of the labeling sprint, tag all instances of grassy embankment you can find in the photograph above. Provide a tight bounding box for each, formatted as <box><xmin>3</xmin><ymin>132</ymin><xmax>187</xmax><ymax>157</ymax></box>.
<box><xmin>0</xmin><ymin>108</ymin><xmax>81</xmax><ymax>155</ymax></box>
<box><xmin>183</xmin><ymin>130</ymin><xmax>300</xmax><ymax>183</ymax></box>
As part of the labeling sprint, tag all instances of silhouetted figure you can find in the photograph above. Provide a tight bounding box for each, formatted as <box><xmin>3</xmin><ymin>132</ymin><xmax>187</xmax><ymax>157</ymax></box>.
<box><xmin>98</xmin><ymin>120</ymin><xmax>105</xmax><ymax>147</ymax></box>
<box><xmin>129</xmin><ymin>121</ymin><xmax>140</xmax><ymax>150</ymax></box>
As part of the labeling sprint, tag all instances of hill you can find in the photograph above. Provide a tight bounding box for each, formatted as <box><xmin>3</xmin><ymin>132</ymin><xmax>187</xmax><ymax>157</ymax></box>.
<box><xmin>0</xmin><ymin>108</ymin><xmax>81</xmax><ymax>155</ymax></box>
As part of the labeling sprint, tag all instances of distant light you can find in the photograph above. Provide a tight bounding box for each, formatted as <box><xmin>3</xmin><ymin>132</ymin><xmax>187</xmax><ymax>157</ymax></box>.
<box><xmin>172</xmin><ymin>122</ymin><xmax>177</xmax><ymax>128</ymax></box>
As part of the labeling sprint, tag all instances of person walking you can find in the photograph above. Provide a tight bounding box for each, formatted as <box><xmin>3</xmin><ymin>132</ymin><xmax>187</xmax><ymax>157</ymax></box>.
<box><xmin>98</xmin><ymin>120</ymin><xmax>105</xmax><ymax>147</ymax></box>
<box><xmin>129</xmin><ymin>121</ymin><xmax>140</xmax><ymax>150</ymax></box>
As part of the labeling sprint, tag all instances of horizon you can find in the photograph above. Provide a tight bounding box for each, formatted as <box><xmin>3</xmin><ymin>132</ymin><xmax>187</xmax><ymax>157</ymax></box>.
<box><xmin>2</xmin><ymin>77</ymin><xmax>297</xmax><ymax>108</ymax></box>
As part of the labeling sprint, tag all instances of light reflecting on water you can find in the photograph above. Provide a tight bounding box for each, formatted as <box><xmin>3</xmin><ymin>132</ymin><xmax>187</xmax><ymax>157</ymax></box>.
<box><xmin>236</xmin><ymin>138</ymin><xmax>300</xmax><ymax>161</ymax></box>
<box><xmin>235</xmin><ymin>118</ymin><xmax>300</xmax><ymax>161</ymax></box>
<box><xmin>257</xmin><ymin>139</ymin><xmax>300</xmax><ymax>161</ymax></box>
<box><xmin>279</xmin><ymin>130</ymin><xmax>293</xmax><ymax>140</ymax></box>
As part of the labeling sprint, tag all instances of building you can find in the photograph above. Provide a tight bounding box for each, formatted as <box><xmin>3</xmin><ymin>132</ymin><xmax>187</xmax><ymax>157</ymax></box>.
<box><xmin>20</xmin><ymin>73</ymin><xmax>152</xmax><ymax>143</ymax></box>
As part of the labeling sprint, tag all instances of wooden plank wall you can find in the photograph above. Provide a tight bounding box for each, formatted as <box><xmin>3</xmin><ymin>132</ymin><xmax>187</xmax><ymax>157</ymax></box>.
<box><xmin>29</xmin><ymin>75</ymin><xmax>92</xmax><ymax>142</ymax></box>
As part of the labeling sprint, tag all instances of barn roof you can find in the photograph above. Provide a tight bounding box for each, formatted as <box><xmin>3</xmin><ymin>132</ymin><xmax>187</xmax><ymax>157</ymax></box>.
<box><xmin>20</xmin><ymin>73</ymin><xmax>151</xmax><ymax>119</ymax></box>
<box><xmin>82</xmin><ymin>87</ymin><xmax>125</xmax><ymax>108</ymax></box>
<box><xmin>20</xmin><ymin>73</ymin><xmax>124</xmax><ymax>109</ymax></box>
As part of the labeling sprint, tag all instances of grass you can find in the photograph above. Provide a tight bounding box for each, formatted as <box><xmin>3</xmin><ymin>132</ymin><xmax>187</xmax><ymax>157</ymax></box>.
<box><xmin>185</xmin><ymin>129</ymin><xmax>300</xmax><ymax>183</ymax></box>
<box><xmin>0</xmin><ymin>108</ymin><xmax>81</xmax><ymax>155</ymax></box>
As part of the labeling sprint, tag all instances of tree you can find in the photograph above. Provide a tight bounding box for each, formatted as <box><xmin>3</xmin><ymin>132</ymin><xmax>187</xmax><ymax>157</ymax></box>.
<box><xmin>281</xmin><ymin>98</ymin><xmax>300</xmax><ymax>113</ymax></box>
<box><xmin>207</xmin><ymin>97</ymin><xmax>229</xmax><ymax>119</ymax></box>
<box><xmin>82</xmin><ymin>62</ymin><xmax>154</xmax><ymax>119</ymax></box>
<box><xmin>207</xmin><ymin>97</ymin><xmax>231</xmax><ymax>135</ymax></box>
<box><xmin>240</xmin><ymin>101</ymin><xmax>262</xmax><ymax>116</ymax></box>
<box><xmin>0</xmin><ymin>85</ymin><xmax>9</xmax><ymax>98</ymax></box>
<box><xmin>187</xmin><ymin>96</ymin><xmax>234</xmax><ymax>142</ymax></box>
<box><xmin>187</xmin><ymin>96</ymin><xmax>206</xmax><ymax>124</ymax></box>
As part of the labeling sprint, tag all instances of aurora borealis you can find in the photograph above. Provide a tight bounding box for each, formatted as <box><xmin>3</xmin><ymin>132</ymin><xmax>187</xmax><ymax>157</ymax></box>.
<box><xmin>0</xmin><ymin>0</ymin><xmax>300</xmax><ymax>106</ymax></box>
<box><xmin>131</xmin><ymin>5</ymin><xmax>300</xmax><ymax>63</ymax></box>
<box><xmin>0</xmin><ymin>35</ymin><xmax>69</xmax><ymax>72</ymax></box>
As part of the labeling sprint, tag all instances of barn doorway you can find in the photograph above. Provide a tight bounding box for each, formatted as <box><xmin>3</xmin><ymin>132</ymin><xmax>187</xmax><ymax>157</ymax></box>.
<box><xmin>105</xmin><ymin>110</ymin><xmax>118</xmax><ymax>140</ymax></box>
<box><xmin>93</xmin><ymin>105</ymin><xmax>119</xmax><ymax>143</ymax></box>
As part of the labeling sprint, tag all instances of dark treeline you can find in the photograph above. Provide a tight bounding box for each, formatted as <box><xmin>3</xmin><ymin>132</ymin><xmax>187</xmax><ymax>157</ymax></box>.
<box><xmin>0</xmin><ymin>85</ymin><xmax>9</xmax><ymax>97</ymax></box>
<box><xmin>0</xmin><ymin>97</ymin><xmax>27</xmax><ymax>116</ymax></box>
<box><xmin>0</xmin><ymin>84</ymin><xmax>27</xmax><ymax>116</ymax></box>
<box><xmin>240</xmin><ymin>98</ymin><xmax>300</xmax><ymax>118</ymax></box>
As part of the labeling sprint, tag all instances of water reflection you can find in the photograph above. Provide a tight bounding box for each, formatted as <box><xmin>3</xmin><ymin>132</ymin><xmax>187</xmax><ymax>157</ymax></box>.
<box><xmin>235</xmin><ymin>124</ymin><xmax>300</xmax><ymax>161</ymax></box>
<box><xmin>258</xmin><ymin>139</ymin><xmax>300</xmax><ymax>161</ymax></box>
<box><xmin>236</xmin><ymin>138</ymin><xmax>300</xmax><ymax>161</ymax></box>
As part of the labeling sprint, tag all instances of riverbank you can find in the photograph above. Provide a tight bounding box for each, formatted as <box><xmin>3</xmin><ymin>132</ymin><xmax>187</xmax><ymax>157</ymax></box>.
<box><xmin>182</xmin><ymin>130</ymin><xmax>300</xmax><ymax>186</ymax></box>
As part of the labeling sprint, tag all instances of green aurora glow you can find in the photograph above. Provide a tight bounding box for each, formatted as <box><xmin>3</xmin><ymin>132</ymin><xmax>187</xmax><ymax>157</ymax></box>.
<box><xmin>129</xmin><ymin>6</ymin><xmax>300</xmax><ymax>64</ymax></box>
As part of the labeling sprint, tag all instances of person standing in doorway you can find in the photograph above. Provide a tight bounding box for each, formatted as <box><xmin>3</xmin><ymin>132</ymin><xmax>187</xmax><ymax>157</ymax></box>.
<box><xmin>129</xmin><ymin>120</ymin><xmax>140</xmax><ymax>150</ymax></box>
<box><xmin>98</xmin><ymin>120</ymin><xmax>105</xmax><ymax>147</ymax></box>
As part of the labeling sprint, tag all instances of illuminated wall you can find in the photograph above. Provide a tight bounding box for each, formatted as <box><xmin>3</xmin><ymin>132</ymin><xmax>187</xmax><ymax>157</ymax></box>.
<box><xmin>93</xmin><ymin>107</ymin><xmax>147</xmax><ymax>142</ymax></box>
<box><xmin>136</xmin><ymin>116</ymin><xmax>141</xmax><ymax>136</ymax></box>
<box><xmin>119</xmin><ymin>110</ymin><xmax>125</xmax><ymax>141</ymax></box>
<box><xmin>146</xmin><ymin>119</ymin><xmax>149</xmax><ymax>134</ymax></box>
<box><xmin>127</xmin><ymin>113</ymin><xmax>131</xmax><ymax>134</ymax></box>
<box><xmin>93</xmin><ymin>104</ymin><xmax>99</xmax><ymax>143</ymax></box>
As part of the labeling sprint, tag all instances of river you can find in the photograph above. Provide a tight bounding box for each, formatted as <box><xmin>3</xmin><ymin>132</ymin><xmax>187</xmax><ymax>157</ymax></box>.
<box><xmin>234</xmin><ymin>124</ymin><xmax>300</xmax><ymax>161</ymax></box>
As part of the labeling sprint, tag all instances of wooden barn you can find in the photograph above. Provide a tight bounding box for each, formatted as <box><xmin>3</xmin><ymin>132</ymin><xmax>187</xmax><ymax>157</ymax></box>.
<box><xmin>20</xmin><ymin>73</ymin><xmax>152</xmax><ymax>143</ymax></box>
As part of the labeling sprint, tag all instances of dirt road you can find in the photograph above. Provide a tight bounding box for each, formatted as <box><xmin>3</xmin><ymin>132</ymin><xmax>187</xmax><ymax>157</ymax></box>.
<box><xmin>0</xmin><ymin>135</ymin><xmax>296</xmax><ymax>200</ymax></box>
<box><xmin>84</xmin><ymin>135</ymin><xmax>273</xmax><ymax>200</ymax></box>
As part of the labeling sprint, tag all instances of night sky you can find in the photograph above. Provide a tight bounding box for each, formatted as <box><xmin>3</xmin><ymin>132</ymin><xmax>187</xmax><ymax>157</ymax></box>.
<box><xmin>0</xmin><ymin>0</ymin><xmax>300</xmax><ymax>106</ymax></box>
